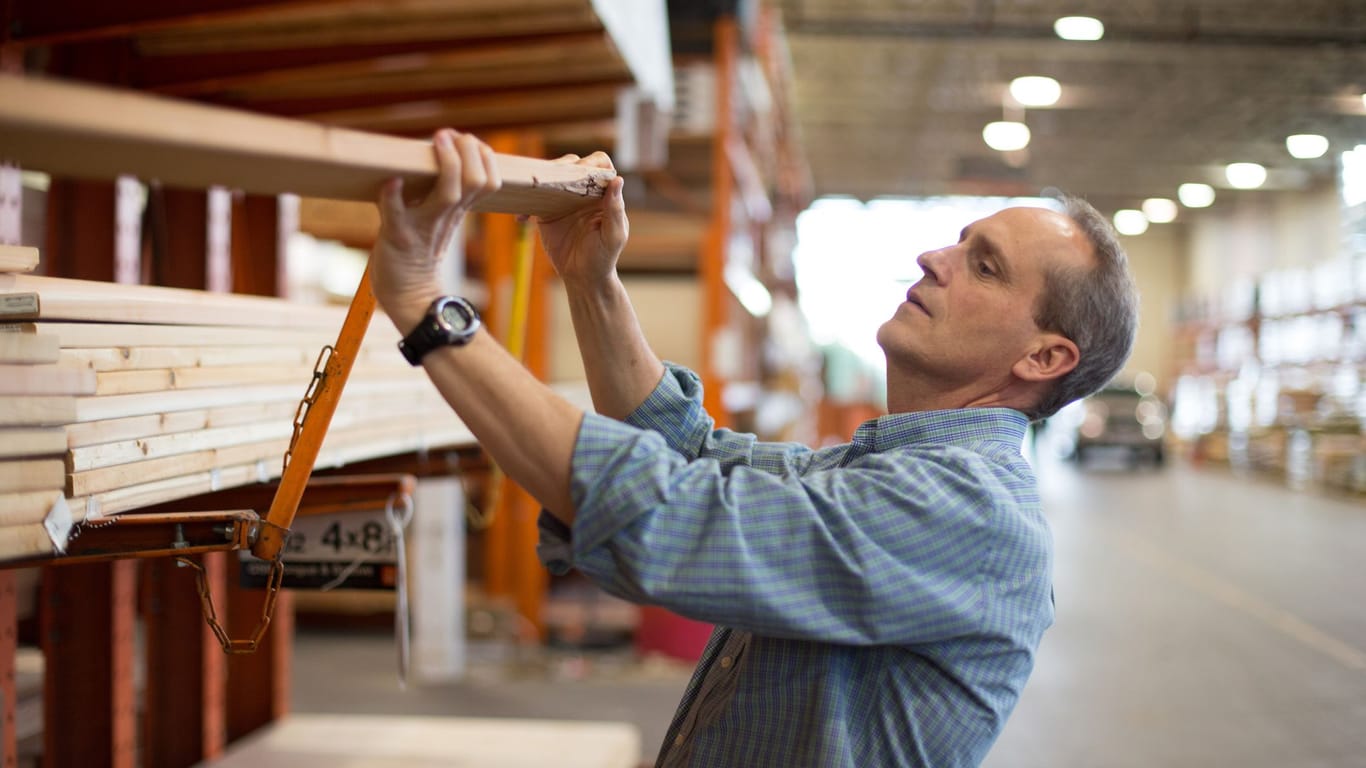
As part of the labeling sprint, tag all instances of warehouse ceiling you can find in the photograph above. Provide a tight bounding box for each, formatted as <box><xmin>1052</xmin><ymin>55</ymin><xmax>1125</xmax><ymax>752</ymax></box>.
<box><xmin>769</xmin><ymin>0</ymin><xmax>1366</xmax><ymax>213</ymax></box>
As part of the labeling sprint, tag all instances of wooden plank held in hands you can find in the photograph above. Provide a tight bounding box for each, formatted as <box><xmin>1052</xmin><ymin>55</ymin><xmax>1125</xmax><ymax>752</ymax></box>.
<box><xmin>0</xmin><ymin>73</ymin><xmax>614</xmax><ymax>217</ymax></box>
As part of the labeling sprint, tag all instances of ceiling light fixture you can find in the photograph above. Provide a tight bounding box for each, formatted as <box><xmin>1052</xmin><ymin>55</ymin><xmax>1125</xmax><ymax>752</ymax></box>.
<box><xmin>1113</xmin><ymin>209</ymin><xmax>1148</xmax><ymax>236</ymax></box>
<box><xmin>1178</xmin><ymin>183</ymin><xmax>1216</xmax><ymax>208</ymax></box>
<box><xmin>1009</xmin><ymin>76</ymin><xmax>1061</xmax><ymax>107</ymax></box>
<box><xmin>1285</xmin><ymin>134</ymin><xmax>1329</xmax><ymax>159</ymax></box>
<box><xmin>1225</xmin><ymin>162</ymin><xmax>1268</xmax><ymax>189</ymax></box>
<box><xmin>982</xmin><ymin>121</ymin><xmax>1031</xmax><ymax>152</ymax></box>
<box><xmin>1141</xmin><ymin>198</ymin><xmax>1178</xmax><ymax>223</ymax></box>
<box><xmin>1054</xmin><ymin>16</ymin><xmax>1104</xmax><ymax>41</ymax></box>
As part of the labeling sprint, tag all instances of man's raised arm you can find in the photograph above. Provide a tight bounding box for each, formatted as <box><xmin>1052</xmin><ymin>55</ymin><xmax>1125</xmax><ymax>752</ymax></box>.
<box><xmin>534</xmin><ymin>153</ymin><xmax>666</xmax><ymax>421</ymax></box>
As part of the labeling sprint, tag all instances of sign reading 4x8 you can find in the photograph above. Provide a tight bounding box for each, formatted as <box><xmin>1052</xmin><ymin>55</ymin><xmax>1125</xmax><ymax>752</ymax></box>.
<box><xmin>284</xmin><ymin>518</ymin><xmax>393</xmax><ymax>558</ymax></box>
<box><xmin>240</xmin><ymin>509</ymin><xmax>401</xmax><ymax>591</ymax></box>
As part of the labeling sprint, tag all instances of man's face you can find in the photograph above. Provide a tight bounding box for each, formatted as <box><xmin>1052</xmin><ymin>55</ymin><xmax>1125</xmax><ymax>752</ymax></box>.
<box><xmin>876</xmin><ymin>206</ymin><xmax>1094</xmax><ymax>391</ymax></box>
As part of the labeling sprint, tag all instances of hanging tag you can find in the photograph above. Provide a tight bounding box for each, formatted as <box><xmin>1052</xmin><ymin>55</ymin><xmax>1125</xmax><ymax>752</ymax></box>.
<box><xmin>385</xmin><ymin>491</ymin><xmax>415</xmax><ymax>690</ymax></box>
<box><xmin>43</xmin><ymin>496</ymin><xmax>73</xmax><ymax>554</ymax></box>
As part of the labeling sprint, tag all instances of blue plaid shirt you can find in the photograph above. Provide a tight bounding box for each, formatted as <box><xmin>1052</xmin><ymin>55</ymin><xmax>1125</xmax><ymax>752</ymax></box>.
<box><xmin>539</xmin><ymin>364</ymin><xmax>1054</xmax><ymax>767</ymax></box>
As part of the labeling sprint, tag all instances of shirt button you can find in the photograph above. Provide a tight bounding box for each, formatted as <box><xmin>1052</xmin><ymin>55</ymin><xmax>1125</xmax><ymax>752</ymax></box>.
<box><xmin>720</xmin><ymin>656</ymin><xmax>733</xmax><ymax>669</ymax></box>
<box><xmin>674</xmin><ymin>734</ymin><xmax>685</xmax><ymax>747</ymax></box>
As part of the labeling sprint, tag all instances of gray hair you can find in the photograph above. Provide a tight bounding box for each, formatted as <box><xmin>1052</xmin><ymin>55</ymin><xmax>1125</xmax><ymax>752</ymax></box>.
<box><xmin>1026</xmin><ymin>195</ymin><xmax>1139</xmax><ymax>420</ymax></box>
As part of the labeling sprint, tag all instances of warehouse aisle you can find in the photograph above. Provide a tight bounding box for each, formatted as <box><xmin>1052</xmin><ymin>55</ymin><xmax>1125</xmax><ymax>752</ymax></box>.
<box><xmin>985</xmin><ymin>458</ymin><xmax>1366</xmax><ymax>768</ymax></box>
<box><xmin>292</xmin><ymin>458</ymin><xmax>1366</xmax><ymax>767</ymax></box>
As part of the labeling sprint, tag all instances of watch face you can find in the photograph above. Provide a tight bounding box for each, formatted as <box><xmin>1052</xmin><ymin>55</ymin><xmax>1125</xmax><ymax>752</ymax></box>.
<box><xmin>439</xmin><ymin>301</ymin><xmax>470</xmax><ymax>331</ymax></box>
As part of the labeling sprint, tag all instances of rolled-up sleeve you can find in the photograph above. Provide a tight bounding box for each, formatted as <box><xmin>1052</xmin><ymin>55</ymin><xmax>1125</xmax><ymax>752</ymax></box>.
<box><xmin>539</xmin><ymin>411</ymin><xmax>1004</xmax><ymax>646</ymax></box>
<box><xmin>626</xmin><ymin>363</ymin><xmax>812</xmax><ymax>473</ymax></box>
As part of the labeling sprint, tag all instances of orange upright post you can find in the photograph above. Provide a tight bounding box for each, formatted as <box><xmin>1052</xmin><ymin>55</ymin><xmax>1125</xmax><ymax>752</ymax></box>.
<box><xmin>479</xmin><ymin>131</ymin><xmax>553</xmax><ymax>638</ymax></box>
<box><xmin>479</xmin><ymin>131</ymin><xmax>523</xmax><ymax>603</ymax></box>
<box><xmin>510</xmin><ymin>136</ymin><xmax>553</xmax><ymax>639</ymax></box>
<box><xmin>702</xmin><ymin>16</ymin><xmax>739</xmax><ymax>429</ymax></box>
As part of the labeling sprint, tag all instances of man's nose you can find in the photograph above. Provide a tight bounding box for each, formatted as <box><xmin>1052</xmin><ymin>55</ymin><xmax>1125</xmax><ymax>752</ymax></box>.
<box><xmin>917</xmin><ymin>247</ymin><xmax>948</xmax><ymax>283</ymax></box>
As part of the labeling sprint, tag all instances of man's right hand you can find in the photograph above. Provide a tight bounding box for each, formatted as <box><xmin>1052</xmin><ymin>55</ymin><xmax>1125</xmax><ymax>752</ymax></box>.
<box><xmin>534</xmin><ymin>151</ymin><xmax>628</xmax><ymax>289</ymax></box>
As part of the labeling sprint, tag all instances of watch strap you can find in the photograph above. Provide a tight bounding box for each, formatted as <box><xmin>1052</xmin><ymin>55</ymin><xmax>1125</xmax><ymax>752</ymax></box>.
<box><xmin>397</xmin><ymin>295</ymin><xmax>481</xmax><ymax>366</ymax></box>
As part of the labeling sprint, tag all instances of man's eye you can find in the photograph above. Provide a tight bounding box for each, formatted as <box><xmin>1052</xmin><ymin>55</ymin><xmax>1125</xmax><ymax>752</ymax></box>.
<box><xmin>977</xmin><ymin>261</ymin><xmax>996</xmax><ymax>276</ymax></box>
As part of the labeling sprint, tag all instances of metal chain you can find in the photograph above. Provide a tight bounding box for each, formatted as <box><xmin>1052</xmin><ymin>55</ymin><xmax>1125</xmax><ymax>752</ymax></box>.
<box><xmin>282</xmin><ymin>345</ymin><xmax>333</xmax><ymax>475</ymax></box>
<box><xmin>177</xmin><ymin>530</ymin><xmax>287</xmax><ymax>654</ymax></box>
<box><xmin>65</xmin><ymin>514</ymin><xmax>117</xmax><ymax>544</ymax></box>
<box><xmin>175</xmin><ymin>345</ymin><xmax>328</xmax><ymax>654</ymax></box>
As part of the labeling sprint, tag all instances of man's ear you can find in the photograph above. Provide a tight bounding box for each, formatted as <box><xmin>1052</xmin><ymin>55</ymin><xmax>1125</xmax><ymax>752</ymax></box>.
<box><xmin>1012</xmin><ymin>333</ymin><xmax>1080</xmax><ymax>383</ymax></box>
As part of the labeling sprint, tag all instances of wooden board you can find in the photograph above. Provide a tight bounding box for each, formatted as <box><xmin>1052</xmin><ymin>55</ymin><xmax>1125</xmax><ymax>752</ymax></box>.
<box><xmin>65</xmin><ymin>410</ymin><xmax>217</xmax><ymax>450</ymax></box>
<box><xmin>89</xmin><ymin>363</ymin><xmax>406</xmax><ymax>396</ymax></box>
<box><xmin>0</xmin><ymin>246</ymin><xmax>39</xmax><ymax>274</ymax></box>
<box><xmin>19</xmin><ymin>322</ymin><xmax>344</xmax><ymax>349</ymax></box>
<box><xmin>59</xmin><ymin>345</ymin><xmax>313</xmax><ymax>372</ymax></box>
<box><xmin>0</xmin><ymin>331</ymin><xmax>60</xmax><ymax>364</ymax></box>
<box><xmin>200</xmin><ymin>713</ymin><xmax>640</xmax><ymax>768</ymax></box>
<box><xmin>129</xmin><ymin>1</ymin><xmax>605</xmax><ymax>55</ymax></box>
<box><xmin>0</xmin><ymin>490</ymin><xmax>65</xmax><ymax>527</ymax></box>
<box><xmin>0</xmin><ymin>459</ymin><xmax>64</xmax><ymax>493</ymax></box>
<box><xmin>0</xmin><ymin>524</ymin><xmax>56</xmax><ymax>562</ymax></box>
<box><xmin>73</xmin><ymin>383</ymin><xmax>305</xmax><ymax>424</ymax></box>
<box><xmin>0</xmin><ymin>273</ymin><xmax>352</xmax><ymax>328</ymax></box>
<box><xmin>0</xmin><ymin>396</ymin><xmax>76</xmax><ymax>426</ymax></box>
<box><xmin>65</xmin><ymin>388</ymin><xmax>418</xmax><ymax>449</ymax></box>
<box><xmin>67</xmin><ymin>437</ymin><xmax>292</xmax><ymax>496</ymax></box>
<box><xmin>0</xmin><ymin>73</ymin><xmax>613</xmax><ymax>216</ymax></box>
<box><xmin>68</xmin><ymin>421</ymin><xmax>297</xmax><ymax>472</ymax></box>
<box><xmin>0</xmin><ymin>365</ymin><xmax>97</xmax><ymax>395</ymax></box>
<box><xmin>68</xmin><ymin>391</ymin><xmax>447</xmax><ymax>472</ymax></box>
<box><xmin>0</xmin><ymin>428</ymin><xmax>66</xmax><ymax>458</ymax></box>
<box><xmin>169</xmin><ymin>32</ymin><xmax>630</xmax><ymax>101</ymax></box>
<box><xmin>71</xmin><ymin>376</ymin><xmax>418</xmax><ymax>424</ymax></box>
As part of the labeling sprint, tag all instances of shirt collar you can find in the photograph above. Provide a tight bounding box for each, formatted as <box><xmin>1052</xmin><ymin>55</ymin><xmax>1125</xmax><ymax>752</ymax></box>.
<box><xmin>850</xmin><ymin>408</ymin><xmax>1030</xmax><ymax>454</ymax></box>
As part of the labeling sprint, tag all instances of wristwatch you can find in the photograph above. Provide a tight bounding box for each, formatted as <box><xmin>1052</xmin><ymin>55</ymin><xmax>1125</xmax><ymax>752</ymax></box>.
<box><xmin>397</xmin><ymin>295</ymin><xmax>481</xmax><ymax>366</ymax></box>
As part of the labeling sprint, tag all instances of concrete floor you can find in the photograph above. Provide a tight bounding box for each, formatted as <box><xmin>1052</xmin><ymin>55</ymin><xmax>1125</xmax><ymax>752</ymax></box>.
<box><xmin>292</xmin><ymin>455</ymin><xmax>1366</xmax><ymax>767</ymax></box>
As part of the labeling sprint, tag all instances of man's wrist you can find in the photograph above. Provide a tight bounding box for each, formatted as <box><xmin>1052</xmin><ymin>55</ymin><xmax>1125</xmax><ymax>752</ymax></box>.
<box><xmin>561</xmin><ymin>271</ymin><xmax>623</xmax><ymax>301</ymax></box>
<box><xmin>385</xmin><ymin>290</ymin><xmax>446</xmax><ymax>336</ymax></box>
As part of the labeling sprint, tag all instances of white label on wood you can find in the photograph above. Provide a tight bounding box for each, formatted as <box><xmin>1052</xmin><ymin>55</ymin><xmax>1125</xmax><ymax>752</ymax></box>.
<box><xmin>0</xmin><ymin>293</ymin><xmax>38</xmax><ymax>316</ymax></box>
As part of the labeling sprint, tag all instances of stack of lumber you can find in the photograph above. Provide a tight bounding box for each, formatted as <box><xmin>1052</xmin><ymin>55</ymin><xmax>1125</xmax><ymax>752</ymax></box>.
<box><xmin>0</xmin><ymin>250</ymin><xmax>485</xmax><ymax>560</ymax></box>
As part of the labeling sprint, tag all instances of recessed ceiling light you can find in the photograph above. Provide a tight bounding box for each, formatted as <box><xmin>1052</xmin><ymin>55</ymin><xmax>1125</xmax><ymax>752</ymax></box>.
<box><xmin>1178</xmin><ymin>183</ymin><xmax>1216</xmax><ymax>208</ymax></box>
<box><xmin>1225</xmin><ymin>162</ymin><xmax>1268</xmax><ymax>189</ymax></box>
<box><xmin>1113</xmin><ymin>209</ymin><xmax>1148</xmax><ymax>236</ymax></box>
<box><xmin>1054</xmin><ymin>16</ymin><xmax>1104</xmax><ymax>41</ymax></box>
<box><xmin>982</xmin><ymin>121</ymin><xmax>1031</xmax><ymax>152</ymax></box>
<box><xmin>1009</xmin><ymin>76</ymin><xmax>1061</xmax><ymax>107</ymax></box>
<box><xmin>1141</xmin><ymin>198</ymin><xmax>1178</xmax><ymax>223</ymax></box>
<box><xmin>1285</xmin><ymin>134</ymin><xmax>1329</xmax><ymax>159</ymax></box>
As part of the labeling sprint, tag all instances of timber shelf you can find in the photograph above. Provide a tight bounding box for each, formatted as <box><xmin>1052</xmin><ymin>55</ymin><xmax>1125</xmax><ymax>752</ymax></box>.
<box><xmin>0</xmin><ymin>2</ymin><xmax>675</xmax><ymax>765</ymax></box>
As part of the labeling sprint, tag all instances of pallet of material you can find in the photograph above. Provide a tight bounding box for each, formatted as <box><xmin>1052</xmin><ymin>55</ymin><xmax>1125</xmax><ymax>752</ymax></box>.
<box><xmin>0</xmin><ymin>276</ymin><xmax>444</xmax><ymax>557</ymax></box>
<box><xmin>0</xmin><ymin>272</ymin><xmax>596</xmax><ymax>561</ymax></box>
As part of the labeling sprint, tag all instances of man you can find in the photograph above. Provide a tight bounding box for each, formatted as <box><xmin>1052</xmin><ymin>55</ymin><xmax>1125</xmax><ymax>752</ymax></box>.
<box><xmin>369</xmin><ymin>130</ymin><xmax>1139</xmax><ymax>767</ymax></box>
